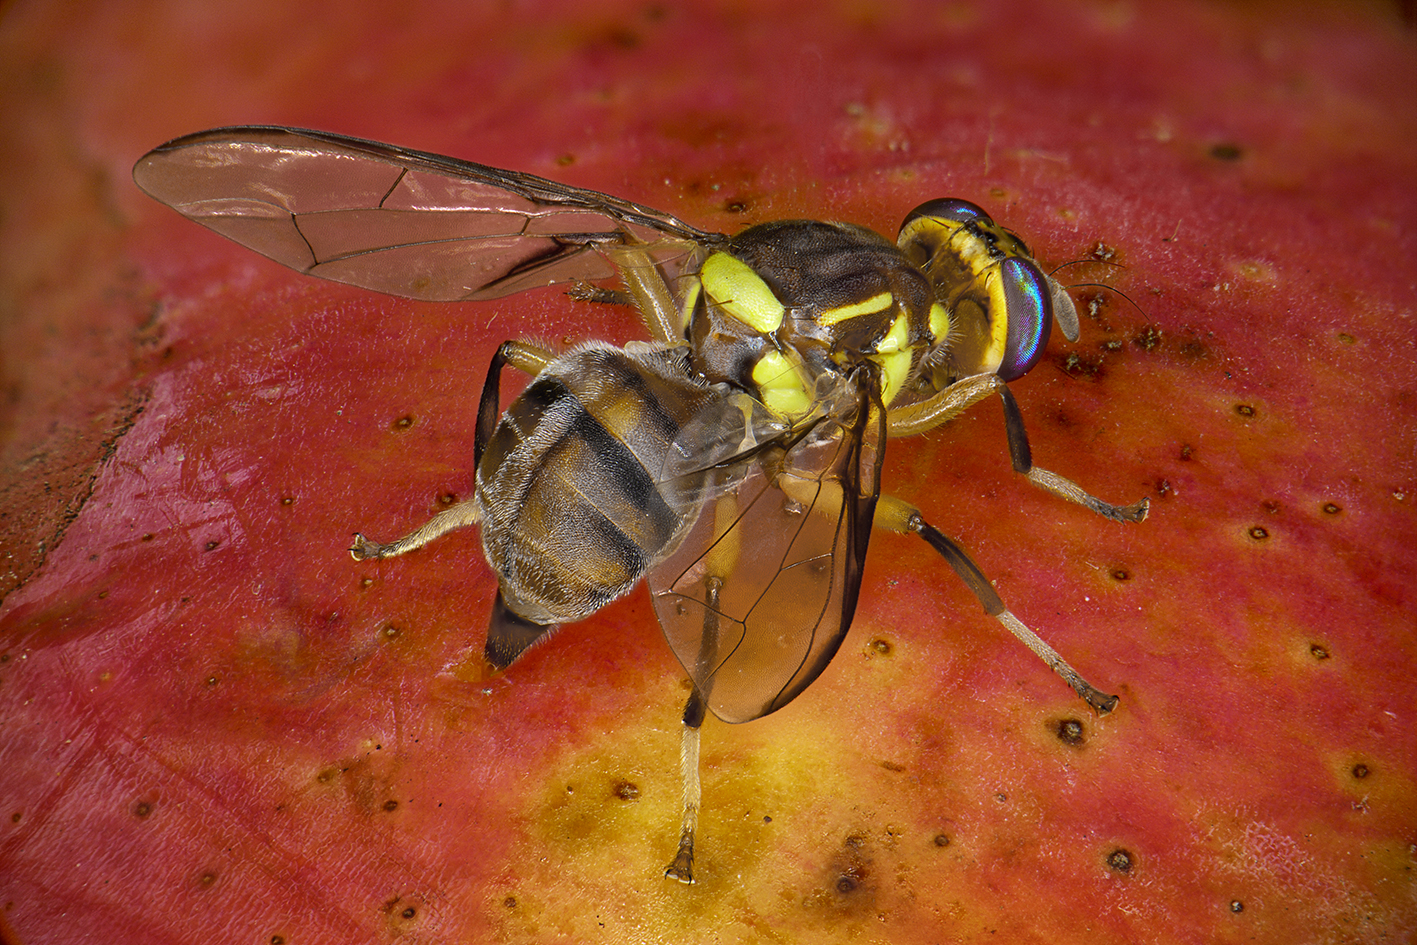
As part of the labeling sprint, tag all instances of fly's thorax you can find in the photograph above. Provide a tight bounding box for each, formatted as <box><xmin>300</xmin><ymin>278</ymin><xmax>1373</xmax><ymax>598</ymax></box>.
<box><xmin>474</xmin><ymin>341</ymin><xmax>717</xmax><ymax>625</ymax></box>
<box><xmin>896</xmin><ymin>198</ymin><xmax>1058</xmax><ymax>383</ymax></box>
<box><xmin>682</xmin><ymin>219</ymin><xmax>945</xmax><ymax>421</ymax></box>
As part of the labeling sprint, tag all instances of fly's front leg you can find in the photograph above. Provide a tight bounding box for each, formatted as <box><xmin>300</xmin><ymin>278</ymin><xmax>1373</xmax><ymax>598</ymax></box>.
<box><xmin>889</xmin><ymin>373</ymin><xmax>1148</xmax><ymax>523</ymax></box>
<box><xmin>875</xmin><ymin>494</ymin><xmax>1119</xmax><ymax>714</ymax></box>
<box><xmin>349</xmin><ymin>339</ymin><xmax>554</xmax><ymax>561</ymax></box>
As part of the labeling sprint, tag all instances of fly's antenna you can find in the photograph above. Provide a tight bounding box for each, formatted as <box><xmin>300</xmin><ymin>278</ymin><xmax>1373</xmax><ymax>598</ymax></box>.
<box><xmin>1048</xmin><ymin>259</ymin><xmax>1147</xmax><ymax>319</ymax></box>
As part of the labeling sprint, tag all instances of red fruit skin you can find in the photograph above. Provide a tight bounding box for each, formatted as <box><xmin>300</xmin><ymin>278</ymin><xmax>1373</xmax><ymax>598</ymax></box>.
<box><xmin>2</xmin><ymin>1</ymin><xmax>1414</xmax><ymax>943</ymax></box>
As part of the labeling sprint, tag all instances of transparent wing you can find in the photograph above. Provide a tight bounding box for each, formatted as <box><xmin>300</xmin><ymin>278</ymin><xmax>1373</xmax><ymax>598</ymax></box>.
<box><xmin>132</xmin><ymin>126</ymin><xmax>724</xmax><ymax>301</ymax></box>
<box><xmin>648</xmin><ymin>373</ymin><xmax>885</xmax><ymax>724</ymax></box>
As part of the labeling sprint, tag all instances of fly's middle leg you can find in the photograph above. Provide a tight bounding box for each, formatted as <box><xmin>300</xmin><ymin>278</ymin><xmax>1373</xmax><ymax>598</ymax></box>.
<box><xmin>873</xmin><ymin>493</ymin><xmax>1120</xmax><ymax>714</ymax></box>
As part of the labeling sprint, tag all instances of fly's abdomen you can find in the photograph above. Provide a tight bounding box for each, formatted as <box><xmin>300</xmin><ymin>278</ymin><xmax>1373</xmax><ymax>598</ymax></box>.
<box><xmin>476</xmin><ymin>343</ymin><xmax>712</xmax><ymax>626</ymax></box>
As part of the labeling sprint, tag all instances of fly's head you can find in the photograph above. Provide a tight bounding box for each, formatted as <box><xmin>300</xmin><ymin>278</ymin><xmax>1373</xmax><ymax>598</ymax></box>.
<box><xmin>897</xmin><ymin>198</ymin><xmax>1078</xmax><ymax>387</ymax></box>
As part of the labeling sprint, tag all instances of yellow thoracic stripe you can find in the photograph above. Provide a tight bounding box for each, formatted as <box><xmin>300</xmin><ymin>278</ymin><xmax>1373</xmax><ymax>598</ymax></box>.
<box><xmin>872</xmin><ymin>313</ymin><xmax>913</xmax><ymax>407</ymax></box>
<box><xmin>816</xmin><ymin>290</ymin><xmax>894</xmax><ymax>326</ymax></box>
<box><xmin>701</xmin><ymin>252</ymin><xmax>785</xmax><ymax>333</ymax></box>
<box><xmin>750</xmin><ymin>349</ymin><xmax>811</xmax><ymax>418</ymax></box>
<box><xmin>928</xmin><ymin>301</ymin><xmax>949</xmax><ymax>346</ymax></box>
<box><xmin>678</xmin><ymin>276</ymin><xmax>702</xmax><ymax>333</ymax></box>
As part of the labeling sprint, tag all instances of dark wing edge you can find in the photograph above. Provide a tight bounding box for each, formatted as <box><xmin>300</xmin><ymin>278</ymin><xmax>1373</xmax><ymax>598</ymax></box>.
<box><xmin>132</xmin><ymin>125</ymin><xmax>724</xmax><ymax>302</ymax></box>
<box><xmin>648</xmin><ymin>371</ymin><xmax>885</xmax><ymax>724</ymax></box>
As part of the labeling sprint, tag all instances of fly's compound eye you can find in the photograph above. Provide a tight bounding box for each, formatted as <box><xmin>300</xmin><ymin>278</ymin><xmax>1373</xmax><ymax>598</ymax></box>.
<box><xmin>899</xmin><ymin>198</ymin><xmax>992</xmax><ymax>232</ymax></box>
<box><xmin>996</xmin><ymin>256</ymin><xmax>1053</xmax><ymax>381</ymax></box>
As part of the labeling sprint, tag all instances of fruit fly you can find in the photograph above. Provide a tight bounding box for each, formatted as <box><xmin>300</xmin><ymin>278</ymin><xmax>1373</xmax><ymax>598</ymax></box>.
<box><xmin>133</xmin><ymin>127</ymin><xmax>1148</xmax><ymax>883</ymax></box>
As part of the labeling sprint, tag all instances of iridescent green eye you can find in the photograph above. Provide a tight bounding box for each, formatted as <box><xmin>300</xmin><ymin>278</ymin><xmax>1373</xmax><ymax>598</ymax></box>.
<box><xmin>996</xmin><ymin>257</ymin><xmax>1052</xmax><ymax>381</ymax></box>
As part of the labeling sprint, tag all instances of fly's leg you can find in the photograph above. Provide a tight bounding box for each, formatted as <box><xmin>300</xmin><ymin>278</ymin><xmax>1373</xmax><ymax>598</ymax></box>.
<box><xmin>888</xmin><ymin>373</ymin><xmax>1148</xmax><ymax>523</ymax></box>
<box><xmin>566</xmin><ymin>281</ymin><xmax>633</xmax><ymax>306</ymax></box>
<box><xmin>665</xmin><ymin>657</ymin><xmax>709</xmax><ymax>884</ymax></box>
<box><xmin>875</xmin><ymin>494</ymin><xmax>1119</xmax><ymax>714</ymax></box>
<box><xmin>348</xmin><ymin>500</ymin><xmax>482</xmax><ymax>560</ymax></box>
<box><xmin>665</xmin><ymin>492</ymin><xmax>740</xmax><ymax>884</ymax></box>
<box><xmin>600</xmin><ymin>242</ymin><xmax>692</xmax><ymax>345</ymax></box>
<box><xmin>349</xmin><ymin>339</ymin><xmax>554</xmax><ymax>561</ymax></box>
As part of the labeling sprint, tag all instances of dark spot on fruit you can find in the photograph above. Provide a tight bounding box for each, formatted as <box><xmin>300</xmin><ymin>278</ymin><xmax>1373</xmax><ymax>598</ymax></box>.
<box><xmin>204</xmin><ymin>540</ymin><xmax>220</xmax><ymax>551</ymax></box>
<box><xmin>1230</xmin><ymin>899</ymin><xmax>1244</xmax><ymax>913</ymax></box>
<box><xmin>836</xmin><ymin>873</ymin><xmax>859</xmax><ymax>893</ymax></box>
<box><xmin>392</xmin><ymin>415</ymin><xmax>415</xmax><ymax>431</ymax></box>
<box><xmin>198</xmin><ymin>871</ymin><xmax>217</xmax><ymax>888</ymax></box>
<box><xmin>606</xmin><ymin>26</ymin><xmax>640</xmax><ymax>48</ymax></box>
<box><xmin>933</xmin><ymin>833</ymin><xmax>951</xmax><ymax>848</ymax></box>
<box><xmin>280</xmin><ymin>496</ymin><xmax>294</xmax><ymax>506</ymax></box>
<box><xmin>401</xmin><ymin>906</ymin><xmax>417</xmax><ymax>920</ymax></box>
<box><xmin>10</xmin><ymin>812</ymin><xmax>21</xmax><ymax>823</ymax></box>
<box><xmin>383</xmin><ymin>799</ymin><xmax>399</xmax><ymax>812</ymax></box>
<box><xmin>439</xmin><ymin>492</ymin><xmax>457</xmax><ymax>506</ymax></box>
<box><xmin>1248</xmin><ymin>526</ymin><xmax>1269</xmax><ymax>541</ymax></box>
<box><xmin>1310</xmin><ymin>644</ymin><xmax>1330</xmax><ymax>660</ymax></box>
<box><xmin>96</xmin><ymin>590</ymin><xmax>107</xmax><ymax>599</ymax></box>
<box><xmin>1110</xmin><ymin>568</ymin><xmax>1131</xmax><ymax>582</ymax></box>
<box><xmin>995</xmin><ymin>793</ymin><xmax>1007</xmax><ymax>803</ymax></box>
<box><xmin>1056</xmin><ymin>718</ymin><xmax>1085</xmax><ymax>745</ymax></box>
<box><xmin>1337</xmin><ymin>332</ymin><xmax>1355</xmax><ymax>345</ymax></box>
<box><xmin>1156</xmin><ymin>479</ymin><xmax>1173</xmax><ymax>497</ymax></box>
<box><xmin>132</xmin><ymin>801</ymin><xmax>153</xmax><ymax>818</ymax></box>
<box><xmin>1261</xmin><ymin>500</ymin><xmax>1280</xmax><ymax>515</ymax></box>
<box><xmin>1178</xmin><ymin>444</ymin><xmax>1193</xmax><ymax>461</ymax></box>
<box><xmin>613</xmin><ymin>780</ymin><xmax>640</xmax><ymax>801</ymax></box>
<box><xmin>1080</xmin><ymin>290</ymin><xmax>1109</xmax><ymax>322</ymax></box>
<box><xmin>141</xmin><ymin>533</ymin><xmax>154</xmax><ymax>542</ymax></box>
<box><xmin>1322</xmin><ymin>502</ymin><xmax>1342</xmax><ymax>515</ymax></box>
<box><xmin>868</xmin><ymin>638</ymin><xmax>891</xmax><ymax>656</ymax></box>
<box><xmin>1090</xmin><ymin>242</ymin><xmax>1117</xmax><ymax>261</ymax></box>
<box><xmin>1058</xmin><ymin>350</ymin><xmax>1105</xmax><ymax>380</ymax></box>
<box><xmin>724</xmin><ymin>199</ymin><xmax>749</xmax><ymax>214</ymax></box>
<box><xmin>1234</xmin><ymin>404</ymin><xmax>1256</xmax><ymax>418</ymax></box>
<box><xmin>880</xmin><ymin>760</ymin><xmax>905</xmax><ymax>773</ymax></box>
<box><xmin>503</xmin><ymin>896</ymin><xmax>518</xmax><ymax>909</ymax></box>
<box><xmin>1352</xmin><ymin>763</ymin><xmax>1370</xmax><ymax>780</ymax></box>
<box><xmin>763</xmin><ymin>815</ymin><xmax>772</xmax><ymax>823</ymax></box>
<box><xmin>270</xmin><ymin>937</ymin><xmax>285</xmax><ymax>945</ymax></box>
<box><xmin>1210</xmin><ymin>143</ymin><xmax>1243</xmax><ymax>161</ymax></box>
<box><xmin>316</xmin><ymin>768</ymin><xmax>336</xmax><ymax>784</ymax></box>
<box><xmin>556</xmin><ymin>153</ymin><xmax>575</xmax><ymax>166</ymax></box>
<box><xmin>206</xmin><ymin>675</ymin><xmax>219</xmax><ymax>687</ymax></box>
<box><xmin>382</xmin><ymin>624</ymin><xmax>400</xmax><ymax>640</ymax></box>
<box><xmin>1132</xmin><ymin>325</ymin><xmax>1162</xmax><ymax>351</ymax></box>
<box><xmin>360</xmin><ymin>576</ymin><xmax>374</xmax><ymax>588</ymax></box>
<box><xmin>1106</xmin><ymin>848</ymin><xmax>1134</xmax><ymax>873</ymax></box>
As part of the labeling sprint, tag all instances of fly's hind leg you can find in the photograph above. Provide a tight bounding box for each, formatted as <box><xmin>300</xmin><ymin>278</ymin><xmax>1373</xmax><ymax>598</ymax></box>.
<box><xmin>888</xmin><ymin>373</ymin><xmax>1149</xmax><ymax>523</ymax></box>
<box><xmin>348</xmin><ymin>339</ymin><xmax>555</xmax><ymax>562</ymax></box>
<box><xmin>664</xmin><ymin>492</ymin><xmax>741</xmax><ymax>884</ymax></box>
<box><xmin>665</xmin><ymin>681</ymin><xmax>708</xmax><ymax>884</ymax></box>
<box><xmin>875</xmin><ymin>494</ymin><xmax>1119</xmax><ymax>714</ymax></box>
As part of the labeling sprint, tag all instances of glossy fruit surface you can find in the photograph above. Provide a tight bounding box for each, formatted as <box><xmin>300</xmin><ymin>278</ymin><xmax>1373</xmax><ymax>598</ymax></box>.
<box><xmin>1</xmin><ymin>1</ymin><xmax>1414</xmax><ymax>942</ymax></box>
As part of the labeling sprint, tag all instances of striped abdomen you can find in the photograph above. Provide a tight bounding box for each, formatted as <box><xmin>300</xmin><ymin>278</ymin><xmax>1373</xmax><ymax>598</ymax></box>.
<box><xmin>475</xmin><ymin>342</ymin><xmax>715</xmax><ymax>626</ymax></box>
